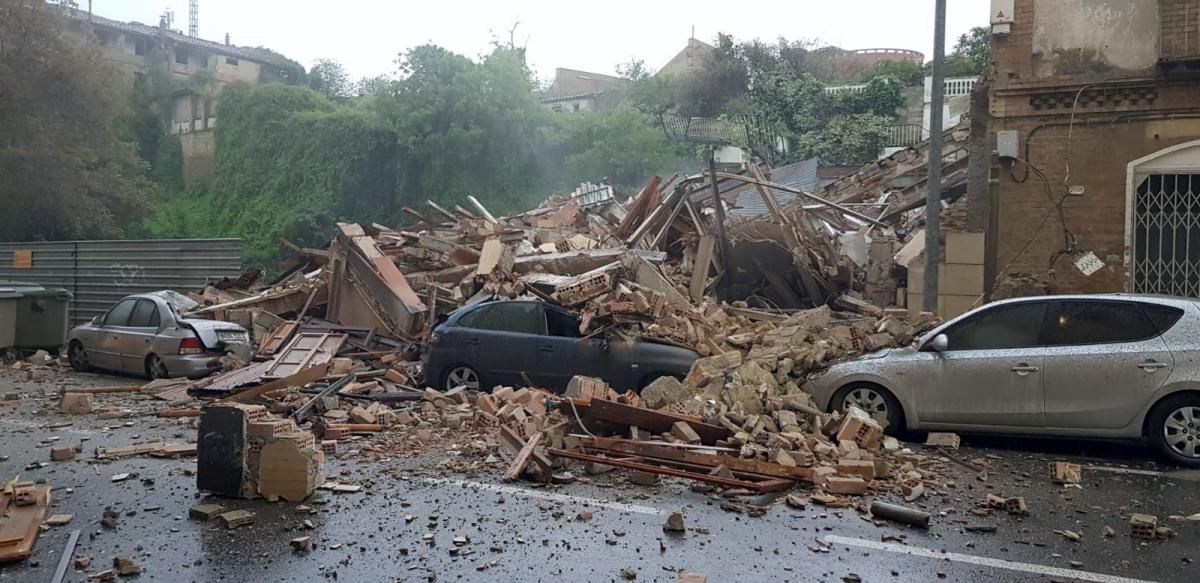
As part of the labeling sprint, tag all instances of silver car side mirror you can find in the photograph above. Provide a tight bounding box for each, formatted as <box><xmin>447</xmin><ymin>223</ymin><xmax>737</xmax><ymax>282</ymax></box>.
<box><xmin>929</xmin><ymin>334</ymin><xmax>949</xmax><ymax>353</ymax></box>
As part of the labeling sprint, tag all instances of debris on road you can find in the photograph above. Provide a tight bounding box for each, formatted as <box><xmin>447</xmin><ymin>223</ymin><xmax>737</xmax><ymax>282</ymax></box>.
<box><xmin>1050</xmin><ymin>461</ymin><xmax>1082</xmax><ymax>484</ymax></box>
<box><xmin>870</xmin><ymin>501</ymin><xmax>930</xmax><ymax>528</ymax></box>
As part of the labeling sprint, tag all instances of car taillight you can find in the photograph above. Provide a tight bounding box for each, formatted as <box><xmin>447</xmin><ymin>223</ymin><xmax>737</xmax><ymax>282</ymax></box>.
<box><xmin>179</xmin><ymin>337</ymin><xmax>204</xmax><ymax>355</ymax></box>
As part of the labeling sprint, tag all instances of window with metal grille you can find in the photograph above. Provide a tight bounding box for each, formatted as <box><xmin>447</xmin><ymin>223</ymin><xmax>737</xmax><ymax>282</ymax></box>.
<box><xmin>1133</xmin><ymin>174</ymin><xmax>1200</xmax><ymax>297</ymax></box>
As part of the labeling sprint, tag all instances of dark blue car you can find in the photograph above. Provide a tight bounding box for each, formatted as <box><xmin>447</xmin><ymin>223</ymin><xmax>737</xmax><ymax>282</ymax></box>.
<box><xmin>423</xmin><ymin>300</ymin><xmax>698</xmax><ymax>393</ymax></box>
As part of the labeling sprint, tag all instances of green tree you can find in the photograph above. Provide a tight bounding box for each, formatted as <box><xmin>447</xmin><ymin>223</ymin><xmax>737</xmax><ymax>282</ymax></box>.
<box><xmin>308</xmin><ymin>58</ymin><xmax>353</xmax><ymax>102</ymax></box>
<box><xmin>146</xmin><ymin>83</ymin><xmax>401</xmax><ymax>265</ymax></box>
<box><xmin>548</xmin><ymin>104</ymin><xmax>689</xmax><ymax>190</ymax></box>
<box><xmin>0</xmin><ymin>0</ymin><xmax>151</xmax><ymax>241</ymax></box>
<box><xmin>793</xmin><ymin>113</ymin><xmax>893</xmax><ymax>166</ymax></box>
<box><xmin>945</xmin><ymin>26</ymin><xmax>991</xmax><ymax>77</ymax></box>
<box><xmin>856</xmin><ymin>59</ymin><xmax>926</xmax><ymax>86</ymax></box>
<box><xmin>371</xmin><ymin>44</ymin><xmax>550</xmax><ymax>215</ymax></box>
<box><xmin>617</xmin><ymin>59</ymin><xmax>677</xmax><ymax>117</ymax></box>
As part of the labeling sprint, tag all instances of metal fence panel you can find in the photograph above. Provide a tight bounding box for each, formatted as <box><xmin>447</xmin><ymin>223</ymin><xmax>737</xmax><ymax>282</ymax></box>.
<box><xmin>0</xmin><ymin>239</ymin><xmax>242</xmax><ymax>326</ymax></box>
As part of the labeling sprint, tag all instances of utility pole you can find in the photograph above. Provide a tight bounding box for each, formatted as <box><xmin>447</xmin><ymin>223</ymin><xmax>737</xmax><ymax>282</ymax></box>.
<box><xmin>923</xmin><ymin>0</ymin><xmax>947</xmax><ymax>313</ymax></box>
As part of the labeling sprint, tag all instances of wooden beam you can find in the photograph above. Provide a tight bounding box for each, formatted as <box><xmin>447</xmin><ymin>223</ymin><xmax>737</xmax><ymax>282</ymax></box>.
<box><xmin>224</xmin><ymin>362</ymin><xmax>332</xmax><ymax>403</ymax></box>
<box><xmin>713</xmin><ymin>171</ymin><xmax>889</xmax><ymax>227</ymax></box>
<box><xmin>466</xmin><ymin>195</ymin><xmax>499</xmax><ymax>224</ymax></box>
<box><xmin>582</xmin><ymin>399</ymin><xmax>729</xmax><ymax>445</ymax></box>
<box><xmin>426</xmin><ymin>200</ymin><xmax>458</xmax><ymax>221</ymax></box>
<box><xmin>582</xmin><ymin>436</ymin><xmax>814</xmax><ymax>481</ymax></box>
<box><xmin>690</xmin><ymin>235</ymin><xmax>716</xmax><ymax>301</ymax></box>
<box><xmin>402</xmin><ymin>207</ymin><xmax>438</xmax><ymax>228</ymax></box>
<box><xmin>63</xmin><ymin>385</ymin><xmax>143</xmax><ymax>394</ymax></box>
<box><xmin>453</xmin><ymin>205</ymin><xmax>479</xmax><ymax>220</ymax></box>
<box><xmin>504</xmin><ymin>431</ymin><xmax>543</xmax><ymax>482</ymax></box>
<box><xmin>548</xmin><ymin>447</ymin><xmax>793</xmax><ymax>492</ymax></box>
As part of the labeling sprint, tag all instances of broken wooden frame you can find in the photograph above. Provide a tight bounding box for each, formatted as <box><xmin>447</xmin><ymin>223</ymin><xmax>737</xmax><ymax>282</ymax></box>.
<box><xmin>548</xmin><ymin>437</ymin><xmax>799</xmax><ymax>492</ymax></box>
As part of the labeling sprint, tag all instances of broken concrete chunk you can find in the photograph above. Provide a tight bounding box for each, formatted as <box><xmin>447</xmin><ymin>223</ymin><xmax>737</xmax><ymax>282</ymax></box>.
<box><xmin>50</xmin><ymin>447</ymin><xmax>74</xmax><ymax>461</ymax></box>
<box><xmin>639</xmin><ymin>376</ymin><xmax>690</xmax><ymax>410</ymax></box>
<box><xmin>663</xmin><ymin>511</ymin><xmax>686</xmax><ymax>533</ymax></box>
<box><xmin>683</xmin><ymin>351</ymin><xmax>743</xmax><ymax>386</ymax></box>
<box><xmin>217</xmin><ymin>509</ymin><xmax>254</xmax><ymax>529</ymax></box>
<box><xmin>1130</xmin><ymin>513</ymin><xmax>1158</xmax><ymax>540</ymax></box>
<box><xmin>925</xmin><ymin>432</ymin><xmax>961</xmax><ymax>449</ymax></box>
<box><xmin>824</xmin><ymin>476</ymin><xmax>868</xmax><ymax>495</ymax></box>
<box><xmin>670</xmin><ymin>421</ymin><xmax>702</xmax><ymax>445</ymax></box>
<box><xmin>60</xmin><ymin>392</ymin><xmax>93</xmax><ymax>415</ymax></box>
<box><xmin>1049</xmin><ymin>461</ymin><xmax>1081</xmax><ymax>484</ymax></box>
<box><xmin>112</xmin><ymin>556</ymin><xmax>141</xmax><ymax>577</ymax></box>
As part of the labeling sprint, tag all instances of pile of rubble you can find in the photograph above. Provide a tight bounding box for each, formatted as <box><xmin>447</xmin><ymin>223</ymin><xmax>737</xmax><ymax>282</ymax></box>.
<box><xmin>11</xmin><ymin>165</ymin><xmax>968</xmax><ymax>519</ymax></box>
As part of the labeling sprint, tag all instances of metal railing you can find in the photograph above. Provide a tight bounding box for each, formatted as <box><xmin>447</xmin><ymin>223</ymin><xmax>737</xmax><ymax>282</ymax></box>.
<box><xmin>924</xmin><ymin>76</ymin><xmax>978</xmax><ymax>101</ymax></box>
<box><xmin>885</xmin><ymin>124</ymin><xmax>925</xmax><ymax>147</ymax></box>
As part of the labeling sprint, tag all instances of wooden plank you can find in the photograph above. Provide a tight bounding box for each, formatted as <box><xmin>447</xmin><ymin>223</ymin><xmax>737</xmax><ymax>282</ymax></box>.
<box><xmin>690</xmin><ymin>235</ymin><xmax>716</xmax><ymax>301</ymax></box>
<box><xmin>256</xmin><ymin>320</ymin><xmax>298</xmax><ymax>358</ymax></box>
<box><xmin>504</xmin><ymin>431</ymin><xmax>543</xmax><ymax>482</ymax></box>
<box><xmin>466</xmin><ymin>195</ymin><xmax>499</xmax><ymax>224</ymax></box>
<box><xmin>548</xmin><ymin>448</ymin><xmax>792</xmax><ymax>492</ymax></box>
<box><xmin>453</xmin><ymin>205</ymin><xmax>479</xmax><ymax>220</ymax></box>
<box><xmin>0</xmin><ymin>485</ymin><xmax>49</xmax><ymax>563</ymax></box>
<box><xmin>158</xmin><ymin>408</ymin><xmax>201</xmax><ymax>418</ymax></box>
<box><xmin>49</xmin><ymin>528</ymin><xmax>80</xmax><ymax>583</ymax></box>
<box><xmin>263</xmin><ymin>333</ymin><xmax>346</xmax><ymax>379</ymax></box>
<box><xmin>95</xmin><ymin>441</ymin><xmax>165</xmax><ymax>459</ymax></box>
<box><xmin>225</xmin><ymin>361</ymin><xmax>332</xmax><ymax>403</ymax></box>
<box><xmin>583</xmin><ymin>437</ymin><xmax>814</xmax><ymax>481</ymax></box>
<box><xmin>582</xmin><ymin>399</ymin><xmax>730</xmax><ymax>445</ymax></box>
<box><xmin>426</xmin><ymin>200</ymin><xmax>459</xmax><ymax>222</ymax></box>
<box><xmin>402</xmin><ymin>207</ymin><xmax>438</xmax><ymax>227</ymax></box>
<box><xmin>62</xmin><ymin>385</ymin><xmax>142</xmax><ymax>394</ymax></box>
<box><xmin>714</xmin><ymin>171</ymin><xmax>888</xmax><ymax>227</ymax></box>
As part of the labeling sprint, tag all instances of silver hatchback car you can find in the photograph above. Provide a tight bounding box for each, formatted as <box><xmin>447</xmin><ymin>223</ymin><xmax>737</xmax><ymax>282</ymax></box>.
<box><xmin>806</xmin><ymin>294</ymin><xmax>1200</xmax><ymax>466</ymax></box>
<box><xmin>68</xmin><ymin>293</ymin><xmax>253</xmax><ymax>379</ymax></box>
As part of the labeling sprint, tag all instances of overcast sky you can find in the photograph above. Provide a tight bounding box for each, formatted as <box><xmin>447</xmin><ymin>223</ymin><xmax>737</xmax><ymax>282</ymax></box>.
<box><xmin>90</xmin><ymin>0</ymin><xmax>991</xmax><ymax>84</ymax></box>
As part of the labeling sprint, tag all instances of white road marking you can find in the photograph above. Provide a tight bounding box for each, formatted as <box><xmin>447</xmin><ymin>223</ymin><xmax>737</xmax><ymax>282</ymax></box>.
<box><xmin>0</xmin><ymin>418</ymin><xmax>100</xmax><ymax>436</ymax></box>
<box><xmin>421</xmin><ymin>477</ymin><xmax>664</xmax><ymax>515</ymax></box>
<box><xmin>823</xmin><ymin>535</ymin><xmax>1160</xmax><ymax>583</ymax></box>
<box><xmin>1084</xmin><ymin>465</ymin><xmax>1165</xmax><ymax>477</ymax></box>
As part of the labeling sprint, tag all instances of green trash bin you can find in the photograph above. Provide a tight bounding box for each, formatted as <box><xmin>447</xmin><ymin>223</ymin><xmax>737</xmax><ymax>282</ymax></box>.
<box><xmin>0</xmin><ymin>289</ymin><xmax>20</xmax><ymax>350</ymax></box>
<box><xmin>0</xmin><ymin>281</ymin><xmax>73</xmax><ymax>350</ymax></box>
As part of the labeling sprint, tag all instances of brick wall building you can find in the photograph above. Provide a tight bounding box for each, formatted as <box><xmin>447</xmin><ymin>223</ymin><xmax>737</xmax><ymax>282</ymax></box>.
<box><xmin>983</xmin><ymin>0</ymin><xmax>1200</xmax><ymax>297</ymax></box>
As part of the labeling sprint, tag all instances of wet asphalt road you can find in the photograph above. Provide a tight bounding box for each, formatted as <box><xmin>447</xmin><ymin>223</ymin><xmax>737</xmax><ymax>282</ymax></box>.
<box><xmin>2</xmin><ymin>370</ymin><xmax>1200</xmax><ymax>582</ymax></box>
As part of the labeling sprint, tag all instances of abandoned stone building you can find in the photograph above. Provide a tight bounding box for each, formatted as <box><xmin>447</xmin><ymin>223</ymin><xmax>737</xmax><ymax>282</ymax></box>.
<box><xmin>973</xmin><ymin>0</ymin><xmax>1200</xmax><ymax>298</ymax></box>
<box><xmin>65</xmin><ymin>7</ymin><xmax>296</xmax><ymax>182</ymax></box>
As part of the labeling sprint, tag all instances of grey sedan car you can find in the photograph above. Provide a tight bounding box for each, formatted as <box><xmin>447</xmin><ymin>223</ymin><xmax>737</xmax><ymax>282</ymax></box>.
<box><xmin>68</xmin><ymin>293</ymin><xmax>253</xmax><ymax>379</ymax></box>
<box><xmin>806</xmin><ymin>294</ymin><xmax>1200</xmax><ymax>466</ymax></box>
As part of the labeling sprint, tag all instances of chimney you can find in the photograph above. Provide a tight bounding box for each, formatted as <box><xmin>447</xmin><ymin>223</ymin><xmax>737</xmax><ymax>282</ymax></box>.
<box><xmin>225</xmin><ymin>33</ymin><xmax>230</xmax><ymax>45</ymax></box>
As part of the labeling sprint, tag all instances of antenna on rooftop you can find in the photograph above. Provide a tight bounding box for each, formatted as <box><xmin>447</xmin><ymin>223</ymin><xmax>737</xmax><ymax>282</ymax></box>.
<box><xmin>188</xmin><ymin>0</ymin><xmax>198</xmax><ymax>37</ymax></box>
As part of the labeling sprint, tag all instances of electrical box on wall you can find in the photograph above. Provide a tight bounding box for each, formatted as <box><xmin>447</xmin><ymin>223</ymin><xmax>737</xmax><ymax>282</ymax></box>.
<box><xmin>996</xmin><ymin>130</ymin><xmax>1019</xmax><ymax>159</ymax></box>
<box><xmin>991</xmin><ymin>0</ymin><xmax>1014</xmax><ymax>35</ymax></box>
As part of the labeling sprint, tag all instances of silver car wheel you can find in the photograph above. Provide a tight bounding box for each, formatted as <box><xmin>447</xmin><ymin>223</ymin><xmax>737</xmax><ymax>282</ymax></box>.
<box><xmin>446</xmin><ymin>366</ymin><xmax>480</xmax><ymax>391</ymax></box>
<box><xmin>147</xmin><ymin>355</ymin><xmax>169</xmax><ymax>379</ymax></box>
<box><xmin>845</xmin><ymin>387</ymin><xmax>889</xmax><ymax>426</ymax></box>
<box><xmin>1163</xmin><ymin>406</ymin><xmax>1200</xmax><ymax>458</ymax></box>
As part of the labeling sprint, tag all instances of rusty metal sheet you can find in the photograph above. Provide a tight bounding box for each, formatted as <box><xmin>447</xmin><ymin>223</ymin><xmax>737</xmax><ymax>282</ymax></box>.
<box><xmin>263</xmin><ymin>332</ymin><xmax>347</xmax><ymax>379</ymax></box>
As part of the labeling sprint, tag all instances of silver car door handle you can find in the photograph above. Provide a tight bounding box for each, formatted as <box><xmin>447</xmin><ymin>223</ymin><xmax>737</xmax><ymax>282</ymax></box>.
<box><xmin>1010</xmin><ymin>364</ymin><xmax>1039</xmax><ymax>374</ymax></box>
<box><xmin>1138</xmin><ymin>361</ymin><xmax>1168</xmax><ymax>372</ymax></box>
